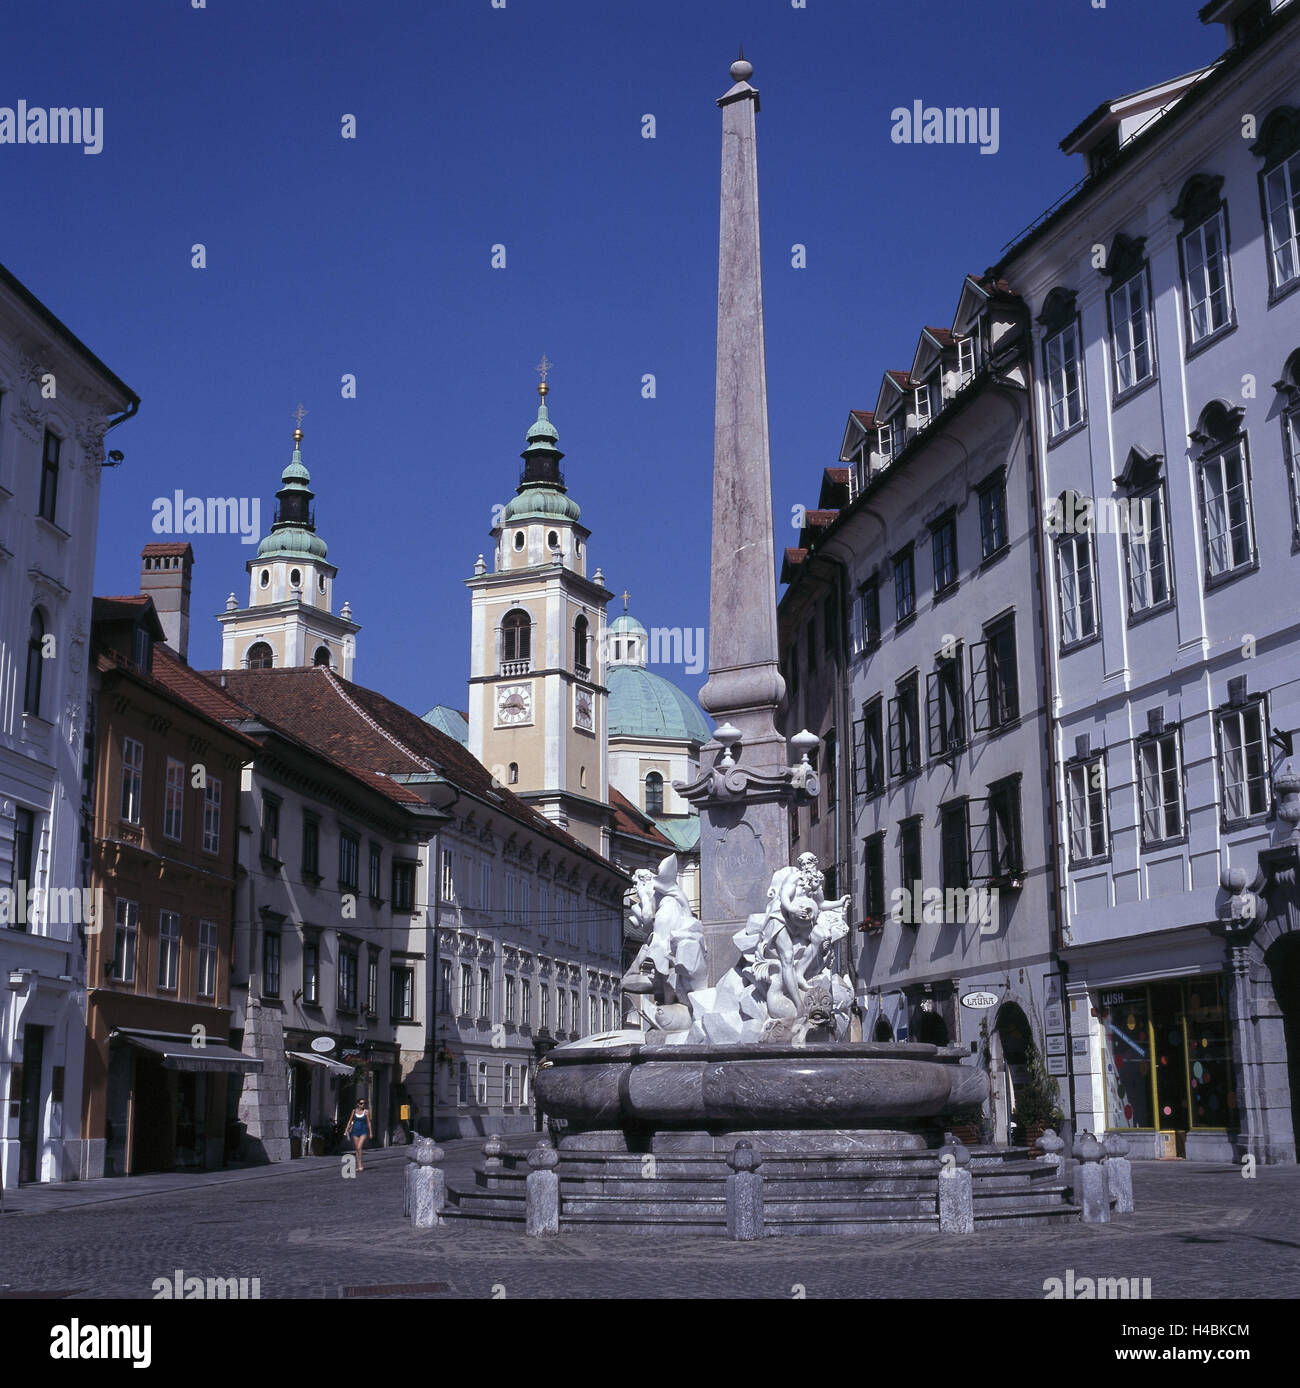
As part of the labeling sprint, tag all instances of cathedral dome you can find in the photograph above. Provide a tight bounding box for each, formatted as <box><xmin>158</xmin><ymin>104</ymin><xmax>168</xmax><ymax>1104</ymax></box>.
<box><xmin>502</xmin><ymin>487</ymin><xmax>582</xmax><ymax>524</ymax></box>
<box><xmin>257</xmin><ymin>527</ymin><xmax>329</xmax><ymax>561</ymax></box>
<box><xmin>608</xmin><ymin>665</ymin><xmax>711</xmax><ymax>744</ymax></box>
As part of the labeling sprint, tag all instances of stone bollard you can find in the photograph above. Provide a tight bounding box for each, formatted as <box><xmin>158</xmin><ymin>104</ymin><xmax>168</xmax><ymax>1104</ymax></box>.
<box><xmin>937</xmin><ymin>1140</ymin><xmax>974</xmax><ymax>1235</ymax></box>
<box><xmin>410</xmin><ymin>1138</ymin><xmax>446</xmax><ymax>1229</ymax></box>
<box><xmin>403</xmin><ymin>1146</ymin><xmax>417</xmax><ymax>1218</ymax></box>
<box><xmin>1036</xmin><ymin>1128</ymin><xmax>1066</xmax><ymax>1179</ymax></box>
<box><xmin>1072</xmin><ymin>1132</ymin><xmax>1110</xmax><ymax>1223</ymax></box>
<box><xmin>525</xmin><ymin>1138</ymin><xmax>561</xmax><ymax>1237</ymax></box>
<box><xmin>482</xmin><ymin>1134</ymin><xmax>504</xmax><ymax>1172</ymax></box>
<box><xmin>1103</xmin><ymin>1134</ymin><xmax>1134</xmax><ymax>1215</ymax></box>
<box><xmin>726</xmin><ymin>1140</ymin><xmax>764</xmax><ymax>1241</ymax></box>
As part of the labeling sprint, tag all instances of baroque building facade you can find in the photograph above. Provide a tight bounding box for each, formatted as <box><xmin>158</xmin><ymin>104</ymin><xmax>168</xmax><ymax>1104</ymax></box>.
<box><xmin>0</xmin><ymin>259</ymin><xmax>138</xmax><ymax>1187</ymax></box>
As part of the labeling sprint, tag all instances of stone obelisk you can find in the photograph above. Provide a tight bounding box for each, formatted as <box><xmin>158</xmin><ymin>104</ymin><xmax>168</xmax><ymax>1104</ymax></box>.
<box><xmin>678</xmin><ymin>55</ymin><xmax>808</xmax><ymax>980</ymax></box>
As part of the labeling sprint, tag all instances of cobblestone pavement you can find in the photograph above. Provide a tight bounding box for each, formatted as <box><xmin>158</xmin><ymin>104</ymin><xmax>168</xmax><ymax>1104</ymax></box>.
<box><xmin>1</xmin><ymin>1152</ymin><xmax>1297</xmax><ymax>1299</ymax></box>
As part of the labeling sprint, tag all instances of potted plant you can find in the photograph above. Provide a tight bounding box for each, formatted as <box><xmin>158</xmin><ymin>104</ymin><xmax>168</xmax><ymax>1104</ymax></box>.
<box><xmin>945</xmin><ymin>1105</ymin><xmax>985</xmax><ymax>1148</ymax></box>
<box><xmin>1011</xmin><ymin>1044</ymin><xmax>1065</xmax><ymax>1154</ymax></box>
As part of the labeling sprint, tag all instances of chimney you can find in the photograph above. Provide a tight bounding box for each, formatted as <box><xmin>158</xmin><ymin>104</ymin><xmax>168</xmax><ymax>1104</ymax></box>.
<box><xmin>140</xmin><ymin>542</ymin><xmax>194</xmax><ymax>661</ymax></box>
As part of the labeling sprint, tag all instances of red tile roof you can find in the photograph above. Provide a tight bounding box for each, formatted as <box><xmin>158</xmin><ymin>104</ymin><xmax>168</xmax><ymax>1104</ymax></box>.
<box><xmin>141</xmin><ymin>541</ymin><xmax>193</xmax><ymax>558</ymax></box>
<box><xmin>849</xmin><ymin>409</ymin><xmax>875</xmax><ymax>427</ymax></box>
<box><xmin>608</xmin><ymin>786</ymin><xmax>675</xmax><ymax>848</ymax></box>
<box><xmin>92</xmin><ymin>595</ymin><xmax>166</xmax><ymax>639</ymax></box>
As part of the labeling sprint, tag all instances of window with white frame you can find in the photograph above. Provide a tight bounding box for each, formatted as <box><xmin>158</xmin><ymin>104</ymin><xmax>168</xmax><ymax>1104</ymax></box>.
<box><xmin>440</xmin><ymin>848</ymin><xmax>455</xmax><ymax>902</ymax></box>
<box><xmin>1125</xmin><ymin>486</ymin><xmax>1172</xmax><ymax>615</ymax></box>
<box><xmin>111</xmin><ymin>897</ymin><xmax>138</xmax><ymax>982</ymax></box>
<box><xmin>1263</xmin><ymin>147</ymin><xmax>1300</xmax><ymax>292</ymax></box>
<box><xmin>876</xmin><ymin>422</ymin><xmax>894</xmax><ymax>466</ymax></box>
<box><xmin>304</xmin><ymin>937</ymin><xmax>321</xmax><ymax>1005</ymax></box>
<box><xmin>338</xmin><ymin>944</ymin><xmax>358</xmax><ymax>1011</ymax></box>
<box><xmin>1108</xmin><ymin>272</ymin><xmax>1153</xmax><ymax>394</ymax></box>
<box><xmin>977</xmin><ymin>470</ymin><xmax>1008</xmax><ymax>560</ymax></box>
<box><xmin>163</xmin><ymin>758</ymin><xmax>185</xmax><ymax>841</ymax></box>
<box><xmin>521</xmin><ymin>977</ymin><xmax>532</xmax><ymax>1027</ymax></box>
<box><xmin>202</xmin><ymin>777</ymin><xmax>222</xmax><ymax>854</ymax></box>
<box><xmin>198</xmin><ymin>920</ymin><xmax>218</xmax><ymax>998</ymax></box>
<box><xmin>1197</xmin><ymin>440</ymin><xmax>1255</xmax><ymax>579</ymax></box>
<box><xmin>914</xmin><ymin>383</ymin><xmax>932</xmax><ymax>431</ymax></box>
<box><xmin>458</xmin><ymin>1059</ymin><xmax>469</xmax><ymax>1105</ymax></box>
<box><xmin>957</xmin><ymin>334</ymin><xmax>976</xmax><ymax>386</ymax></box>
<box><xmin>1218</xmin><ymin>699</ymin><xmax>1269</xmax><ymax>824</ymax></box>
<box><xmin>1045</xmin><ymin>319</ymin><xmax>1084</xmax><ymax>436</ymax></box>
<box><xmin>120</xmin><ymin>737</ymin><xmax>144</xmax><ymax>825</ymax></box>
<box><xmin>460</xmin><ymin>962</ymin><xmax>473</xmax><ymax>1016</ymax></box>
<box><xmin>1181</xmin><ymin>211</ymin><xmax>1233</xmax><ymax>342</ymax></box>
<box><xmin>1138</xmin><ymin>730</ymin><xmax>1184</xmax><ymax>844</ymax></box>
<box><xmin>504</xmin><ymin>1064</ymin><xmax>515</xmax><ymax>1106</ymax></box>
<box><xmin>504</xmin><ymin>975</ymin><xmax>517</xmax><ymax>1023</ymax></box>
<box><xmin>477</xmin><ymin>1061</ymin><xmax>489</xmax><ymax>1106</ymax></box>
<box><xmin>1056</xmin><ymin>530</ymin><xmax>1098</xmax><ymax>646</ymax></box>
<box><xmin>1282</xmin><ymin>360</ymin><xmax>1300</xmax><ymax>541</ymax></box>
<box><xmin>505</xmin><ymin>872</ymin><xmax>516</xmax><ymax>923</ymax></box>
<box><xmin>480</xmin><ymin>860</ymin><xmax>492</xmax><ymax>910</ymax></box>
<box><xmin>590</xmin><ymin>994</ymin><xmax>599</xmax><ymax>1033</ymax></box>
<box><xmin>540</xmin><ymin>982</ymin><xmax>550</xmax><ymax>1030</ymax></box>
<box><xmin>557</xmin><ymin>987</ymin><xmax>568</xmax><ymax>1033</ymax></box>
<box><xmin>1067</xmin><ymin>757</ymin><xmax>1109</xmax><ymax>863</ymax></box>
<box><xmin>158</xmin><ymin>910</ymin><xmax>180</xmax><ymax>990</ymax></box>
<box><xmin>479</xmin><ymin>966</ymin><xmax>492</xmax><ymax>1019</ymax></box>
<box><xmin>439</xmin><ymin>958</ymin><xmax>452</xmax><ymax>1014</ymax></box>
<box><xmin>521</xmin><ymin>1062</ymin><xmax>530</xmax><ymax>1108</ymax></box>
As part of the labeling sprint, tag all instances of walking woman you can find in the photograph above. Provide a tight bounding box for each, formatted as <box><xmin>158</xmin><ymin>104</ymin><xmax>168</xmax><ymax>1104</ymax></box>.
<box><xmin>344</xmin><ymin>1098</ymin><xmax>372</xmax><ymax>1170</ymax></box>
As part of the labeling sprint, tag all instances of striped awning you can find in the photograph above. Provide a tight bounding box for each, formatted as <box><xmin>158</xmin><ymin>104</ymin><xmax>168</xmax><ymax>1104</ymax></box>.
<box><xmin>114</xmin><ymin>1028</ymin><xmax>264</xmax><ymax>1075</ymax></box>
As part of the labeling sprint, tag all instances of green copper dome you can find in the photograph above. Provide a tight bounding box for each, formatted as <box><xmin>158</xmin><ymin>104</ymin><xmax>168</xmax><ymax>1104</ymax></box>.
<box><xmin>609</xmin><ymin>614</ymin><xmax>647</xmax><ymax>637</ymax></box>
<box><xmin>503</xmin><ymin>488</ymin><xmax>582</xmax><ymax>523</ymax></box>
<box><xmin>258</xmin><ymin>435</ymin><xmax>329</xmax><ymax>560</ymax></box>
<box><xmin>608</xmin><ymin>665</ymin><xmax>712</xmax><ymax>744</ymax></box>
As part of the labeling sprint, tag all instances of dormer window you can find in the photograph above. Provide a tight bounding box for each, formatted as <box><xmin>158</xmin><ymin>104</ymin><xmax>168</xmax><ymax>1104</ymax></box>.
<box><xmin>914</xmin><ymin>383</ymin><xmax>932</xmax><ymax>430</ymax></box>
<box><xmin>957</xmin><ymin>336</ymin><xmax>976</xmax><ymax>386</ymax></box>
<box><xmin>132</xmin><ymin>625</ymin><xmax>152</xmax><ymax>671</ymax></box>
<box><xmin>1089</xmin><ymin>129</ymin><xmax>1120</xmax><ymax>177</ymax></box>
<box><xmin>877</xmin><ymin>422</ymin><xmax>894</xmax><ymax>466</ymax></box>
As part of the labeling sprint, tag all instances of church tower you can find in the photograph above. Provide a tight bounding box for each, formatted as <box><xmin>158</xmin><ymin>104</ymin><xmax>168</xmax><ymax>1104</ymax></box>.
<box><xmin>218</xmin><ymin>414</ymin><xmax>360</xmax><ymax>677</ymax></box>
<box><xmin>466</xmin><ymin>368</ymin><xmax>611</xmax><ymax>854</ymax></box>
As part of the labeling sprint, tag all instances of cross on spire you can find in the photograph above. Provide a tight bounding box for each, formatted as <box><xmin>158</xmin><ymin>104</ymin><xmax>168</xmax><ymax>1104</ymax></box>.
<box><xmin>535</xmin><ymin>354</ymin><xmax>554</xmax><ymax>396</ymax></box>
<box><xmin>292</xmin><ymin>403</ymin><xmax>308</xmax><ymax>436</ymax></box>
<box><xmin>621</xmin><ymin>589</ymin><xmax>630</xmax><ymax>614</ymax></box>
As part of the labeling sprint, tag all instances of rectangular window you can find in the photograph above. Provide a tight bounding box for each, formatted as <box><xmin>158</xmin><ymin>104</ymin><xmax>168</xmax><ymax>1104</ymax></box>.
<box><xmin>557</xmin><ymin>988</ymin><xmax>568</xmax><ymax>1033</ymax></box>
<box><xmin>877</xmin><ymin>422</ymin><xmax>894</xmax><ymax>466</ymax></box>
<box><xmin>391</xmin><ymin>966</ymin><xmax>414</xmax><ymax>1022</ymax></box>
<box><xmin>263</xmin><ymin>930</ymin><xmax>281</xmax><ymax>998</ymax></box>
<box><xmin>893</xmin><ymin>547</ymin><xmax>915</xmax><ymax>624</ymax></box>
<box><xmin>970</xmin><ymin>616</ymin><xmax>1019</xmax><ymax>732</ymax></box>
<box><xmin>39</xmin><ymin>429</ymin><xmax>60</xmax><ymax>522</ymax></box>
<box><xmin>505</xmin><ymin>975</ymin><xmax>519</xmax><ymax>1024</ymax></box>
<box><xmin>988</xmin><ymin>777</ymin><xmax>1023</xmax><ymax>879</ymax></box>
<box><xmin>111</xmin><ymin>897</ymin><xmax>138</xmax><ymax>982</ymax></box>
<box><xmin>899</xmin><ymin>817</ymin><xmax>922</xmax><ymax>890</ymax></box>
<box><xmin>339</xmin><ymin>831</ymin><xmax>360</xmax><ymax>891</ymax></box>
<box><xmin>860</xmin><ymin>832</ymin><xmax>882</xmax><ymax>921</ymax></box>
<box><xmin>157</xmin><ymin>912</ymin><xmax>180</xmax><ymax>990</ymax></box>
<box><xmin>479</xmin><ymin>966</ymin><xmax>492</xmax><ymax>1019</ymax></box>
<box><xmin>460</xmin><ymin>963</ymin><xmax>473</xmax><ymax>1016</ymax></box>
<box><xmin>931</xmin><ymin>515</ymin><xmax>957</xmax><ymax>593</ymax></box>
<box><xmin>926</xmin><ymin>654</ymin><xmax>965</xmax><ymax>757</ymax></box>
<box><xmin>458</xmin><ymin>1059</ymin><xmax>469</xmax><ymax>1105</ymax></box>
<box><xmin>1057</xmin><ymin>532</ymin><xmax>1098</xmax><ymax>646</ymax></box>
<box><xmin>1109</xmin><ymin>272</ymin><xmax>1153</xmax><ymax>394</ymax></box>
<box><xmin>120</xmin><ymin>737</ymin><xmax>144</xmax><ymax>825</ymax></box>
<box><xmin>1045</xmin><ymin>320</ymin><xmax>1084</xmax><ymax>436</ymax></box>
<box><xmin>338</xmin><ymin>944</ymin><xmax>358</xmax><ymax>1011</ymax></box>
<box><xmin>887</xmin><ymin>675</ymin><xmax>921</xmax><ymax>778</ymax></box>
<box><xmin>1218</xmin><ymin>700</ymin><xmax>1269</xmax><ymax>824</ymax></box>
<box><xmin>590</xmin><ymin>994</ymin><xmax>600</xmax><ymax>1034</ymax></box>
<box><xmin>522</xmin><ymin>978</ymin><xmax>532</xmax><ymax>1028</ymax></box>
<box><xmin>1198</xmin><ymin>441</ymin><xmax>1255</xmax><ymax>579</ymax></box>
<box><xmin>1067</xmin><ymin>757</ymin><xmax>1109</xmax><ymax>863</ymax></box>
<box><xmin>197</xmin><ymin>920</ymin><xmax>218</xmax><ymax>998</ymax></box>
<box><xmin>505</xmin><ymin>872</ymin><xmax>517</xmax><ymax>923</ymax></box>
<box><xmin>478</xmin><ymin>1062</ymin><xmax>489</xmax><ymax>1107</ymax></box>
<box><xmin>163</xmin><ymin>758</ymin><xmax>185</xmax><ymax>841</ymax></box>
<box><xmin>1181</xmin><ymin>211</ymin><xmax>1233</xmax><ymax>342</ymax></box>
<box><xmin>1138</xmin><ymin>731</ymin><xmax>1184</xmax><ymax>844</ymax></box>
<box><xmin>302</xmin><ymin>815</ymin><xmax>320</xmax><ymax>877</ymax></box>
<box><xmin>440</xmin><ymin>848</ymin><xmax>455</xmax><ymax>903</ymax></box>
<box><xmin>11</xmin><ymin>807</ymin><xmax>35</xmax><ymax>905</ymax></box>
<box><xmin>854</xmin><ymin>698</ymin><xmax>885</xmax><ymax>797</ymax></box>
<box><xmin>540</xmin><ymin>982</ymin><xmax>550</xmax><ymax>1030</ymax></box>
<box><xmin>260</xmin><ymin>796</ymin><xmax>280</xmax><ymax>861</ymax></box>
<box><xmin>368</xmin><ymin>843</ymin><xmax>382</xmax><ymax>900</ymax></box>
<box><xmin>1286</xmin><ymin>406</ymin><xmax>1300</xmax><ymax>542</ymax></box>
<box><xmin>304</xmin><ymin>938</ymin><xmax>320</xmax><ymax>1005</ymax></box>
<box><xmin>859</xmin><ymin>580</ymin><xmax>880</xmax><ymax>649</ymax></box>
<box><xmin>1264</xmin><ymin>151</ymin><xmax>1300</xmax><ymax>291</ymax></box>
<box><xmin>392</xmin><ymin>861</ymin><xmax>416</xmax><ymax>912</ymax></box>
<box><xmin>1125</xmin><ymin>486</ymin><xmax>1172</xmax><ymax>615</ymax></box>
<box><xmin>957</xmin><ymin>335</ymin><xmax>976</xmax><ymax>386</ymax></box>
<box><xmin>940</xmin><ymin>800</ymin><xmax>970</xmax><ymax>890</ymax></box>
<box><xmin>201</xmin><ymin>778</ymin><xmax>222</xmax><ymax>855</ymax></box>
<box><xmin>480</xmin><ymin>861</ymin><xmax>492</xmax><ymax>910</ymax></box>
<box><xmin>914</xmin><ymin>383</ymin><xmax>932</xmax><ymax>431</ymax></box>
<box><xmin>367</xmin><ymin>955</ymin><xmax>378</xmax><ymax>1015</ymax></box>
<box><xmin>978</xmin><ymin>471</ymin><xmax>1008</xmax><ymax>559</ymax></box>
<box><xmin>504</xmin><ymin>1064</ymin><xmax>515</xmax><ymax>1106</ymax></box>
<box><xmin>438</xmin><ymin>958</ymin><xmax>452</xmax><ymax>1014</ymax></box>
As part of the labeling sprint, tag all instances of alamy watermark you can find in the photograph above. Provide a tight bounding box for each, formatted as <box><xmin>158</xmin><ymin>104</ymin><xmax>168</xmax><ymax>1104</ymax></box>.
<box><xmin>152</xmin><ymin>491</ymin><xmax>261</xmax><ymax>544</ymax></box>
<box><xmin>1044</xmin><ymin>493</ymin><xmax>1152</xmax><ymax>537</ymax></box>
<box><xmin>890</xmin><ymin>101</ymin><xmax>1000</xmax><ymax>155</ymax></box>
<box><xmin>0</xmin><ymin>882</ymin><xmax>103</xmax><ymax>931</ymax></box>
<box><xmin>890</xmin><ymin>883</ymin><xmax>999</xmax><ymax>933</ymax></box>
<box><xmin>0</xmin><ymin>102</ymin><xmax>103</xmax><ymax>155</ymax></box>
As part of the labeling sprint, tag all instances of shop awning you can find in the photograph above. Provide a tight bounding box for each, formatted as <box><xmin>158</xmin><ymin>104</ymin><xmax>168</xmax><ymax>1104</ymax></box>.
<box><xmin>287</xmin><ymin>1050</ymin><xmax>355</xmax><ymax>1077</ymax></box>
<box><xmin>114</xmin><ymin>1029</ymin><xmax>264</xmax><ymax>1075</ymax></box>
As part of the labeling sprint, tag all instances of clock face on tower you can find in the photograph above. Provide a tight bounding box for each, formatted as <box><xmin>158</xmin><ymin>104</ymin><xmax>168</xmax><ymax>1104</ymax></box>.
<box><xmin>495</xmin><ymin>683</ymin><xmax>533</xmax><ymax>726</ymax></box>
<box><xmin>574</xmin><ymin>686</ymin><xmax>594</xmax><ymax>731</ymax></box>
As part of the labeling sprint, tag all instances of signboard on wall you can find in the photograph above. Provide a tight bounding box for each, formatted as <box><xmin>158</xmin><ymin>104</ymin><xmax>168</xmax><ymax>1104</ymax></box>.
<box><xmin>1046</xmin><ymin>1055</ymin><xmax>1070</xmax><ymax>1077</ymax></box>
<box><xmin>1046</xmin><ymin>1033</ymin><xmax>1067</xmax><ymax>1056</ymax></box>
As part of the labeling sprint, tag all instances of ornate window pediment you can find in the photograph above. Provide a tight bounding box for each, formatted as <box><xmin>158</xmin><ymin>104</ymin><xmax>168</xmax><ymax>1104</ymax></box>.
<box><xmin>1273</xmin><ymin>349</ymin><xmax>1300</xmax><ymax>403</ymax></box>
<box><xmin>1250</xmin><ymin>105</ymin><xmax>1300</xmax><ymax>167</ymax></box>
<box><xmin>1189</xmin><ymin>399</ymin><xmax>1247</xmax><ymax>452</ymax></box>
<box><xmin>1114</xmin><ymin>445</ymin><xmax>1165</xmax><ymax>491</ymax></box>
<box><xmin>1101</xmin><ymin>232</ymin><xmax>1147</xmax><ymax>283</ymax></box>
<box><xmin>1170</xmin><ymin>172</ymin><xmax>1225</xmax><ymax>228</ymax></box>
<box><xmin>1036</xmin><ymin>286</ymin><xmax>1078</xmax><ymax>333</ymax></box>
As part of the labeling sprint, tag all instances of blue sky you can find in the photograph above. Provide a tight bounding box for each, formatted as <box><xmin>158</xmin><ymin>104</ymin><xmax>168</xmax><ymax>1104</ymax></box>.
<box><xmin>5</xmin><ymin>0</ymin><xmax>1221</xmax><ymax>713</ymax></box>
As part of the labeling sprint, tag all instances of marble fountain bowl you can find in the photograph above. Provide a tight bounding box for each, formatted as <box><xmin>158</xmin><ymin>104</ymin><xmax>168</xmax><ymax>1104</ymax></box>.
<box><xmin>535</xmin><ymin>1034</ymin><xmax>989</xmax><ymax>1136</ymax></box>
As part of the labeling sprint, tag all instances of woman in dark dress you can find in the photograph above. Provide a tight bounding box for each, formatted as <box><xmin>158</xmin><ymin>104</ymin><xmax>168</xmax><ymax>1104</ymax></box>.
<box><xmin>345</xmin><ymin>1098</ymin><xmax>372</xmax><ymax>1170</ymax></box>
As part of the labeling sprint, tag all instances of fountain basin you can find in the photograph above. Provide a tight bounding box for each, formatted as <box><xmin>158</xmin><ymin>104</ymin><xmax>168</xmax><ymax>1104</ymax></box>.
<box><xmin>536</xmin><ymin>1040</ymin><xmax>988</xmax><ymax>1131</ymax></box>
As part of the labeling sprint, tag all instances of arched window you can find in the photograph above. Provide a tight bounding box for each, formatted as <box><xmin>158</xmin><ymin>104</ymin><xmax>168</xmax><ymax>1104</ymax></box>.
<box><xmin>312</xmin><ymin>645</ymin><xmax>331</xmax><ymax>667</ymax></box>
<box><xmin>873</xmin><ymin>1017</ymin><xmax>894</xmax><ymax>1043</ymax></box>
<box><xmin>914</xmin><ymin>1007</ymin><xmax>950</xmax><ymax>1046</ymax></box>
<box><xmin>24</xmin><ymin>610</ymin><xmax>45</xmax><ymax>716</ymax></box>
<box><xmin>502</xmin><ymin>609</ymin><xmax>531</xmax><ymax>668</ymax></box>
<box><xmin>508</xmin><ymin>762</ymin><xmax>519</xmax><ymax>785</ymax></box>
<box><xmin>644</xmin><ymin>771</ymin><xmax>664</xmax><ymax>817</ymax></box>
<box><xmin>247</xmin><ymin>642</ymin><xmax>274</xmax><ymax>670</ymax></box>
<box><xmin>574</xmin><ymin>615</ymin><xmax>589</xmax><ymax>673</ymax></box>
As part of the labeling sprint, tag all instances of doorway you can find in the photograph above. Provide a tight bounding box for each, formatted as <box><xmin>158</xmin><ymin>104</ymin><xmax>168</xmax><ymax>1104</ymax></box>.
<box><xmin>17</xmin><ymin>1024</ymin><xmax>46</xmax><ymax>1184</ymax></box>
<box><xmin>1269</xmin><ymin>935</ymin><xmax>1300</xmax><ymax>1156</ymax></box>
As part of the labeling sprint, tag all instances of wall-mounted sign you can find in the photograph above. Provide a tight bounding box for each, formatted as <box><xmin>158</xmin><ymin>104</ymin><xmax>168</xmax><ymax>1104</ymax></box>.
<box><xmin>1046</xmin><ymin>1055</ymin><xmax>1070</xmax><ymax>1077</ymax></box>
<box><xmin>310</xmin><ymin>1036</ymin><xmax>335</xmax><ymax>1054</ymax></box>
<box><xmin>1071</xmin><ymin>1036</ymin><xmax>1089</xmax><ymax>1056</ymax></box>
<box><xmin>960</xmin><ymin>990</ymin><xmax>999</xmax><ymax>1010</ymax></box>
<box><xmin>1046</xmin><ymin>1033</ymin><xmax>1067</xmax><ymax>1056</ymax></box>
<box><xmin>340</xmin><ymin>1049</ymin><xmax>363</xmax><ymax>1066</ymax></box>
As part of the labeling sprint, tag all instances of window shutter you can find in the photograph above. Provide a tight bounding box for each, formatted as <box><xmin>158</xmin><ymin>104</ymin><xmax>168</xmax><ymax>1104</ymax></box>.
<box><xmin>969</xmin><ymin>641</ymin><xmax>991</xmax><ymax>732</ymax></box>
<box><xmin>966</xmin><ymin>798</ymin><xmax>992</xmax><ymax>883</ymax></box>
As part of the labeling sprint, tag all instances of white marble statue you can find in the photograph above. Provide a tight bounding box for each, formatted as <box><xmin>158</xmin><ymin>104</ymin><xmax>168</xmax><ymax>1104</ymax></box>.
<box><xmin>616</xmin><ymin>852</ymin><xmax>853</xmax><ymax>1047</ymax></box>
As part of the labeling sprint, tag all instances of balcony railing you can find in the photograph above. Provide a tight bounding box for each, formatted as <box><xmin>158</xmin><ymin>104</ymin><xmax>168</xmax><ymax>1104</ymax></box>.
<box><xmin>500</xmin><ymin>659</ymin><xmax>532</xmax><ymax>676</ymax></box>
